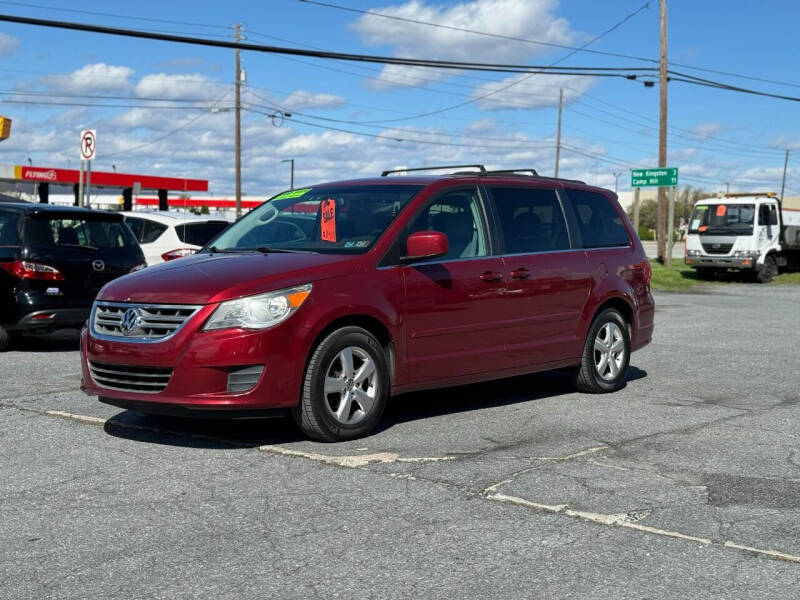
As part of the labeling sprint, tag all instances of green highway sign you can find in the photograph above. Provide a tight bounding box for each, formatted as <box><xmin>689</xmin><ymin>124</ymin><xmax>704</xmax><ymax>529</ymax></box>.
<box><xmin>631</xmin><ymin>167</ymin><xmax>678</xmax><ymax>187</ymax></box>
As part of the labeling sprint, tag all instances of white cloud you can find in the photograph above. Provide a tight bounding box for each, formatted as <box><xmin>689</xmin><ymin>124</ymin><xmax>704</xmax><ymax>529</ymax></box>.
<box><xmin>353</xmin><ymin>0</ymin><xmax>575</xmax><ymax>89</ymax></box>
<box><xmin>690</xmin><ymin>122</ymin><xmax>722</xmax><ymax>140</ymax></box>
<box><xmin>0</xmin><ymin>33</ymin><xmax>18</xmax><ymax>56</ymax></box>
<box><xmin>471</xmin><ymin>73</ymin><xmax>595</xmax><ymax>110</ymax></box>
<box><xmin>40</xmin><ymin>63</ymin><xmax>134</xmax><ymax>94</ymax></box>
<box><xmin>279</xmin><ymin>91</ymin><xmax>346</xmax><ymax>111</ymax></box>
<box><xmin>134</xmin><ymin>73</ymin><xmax>223</xmax><ymax>100</ymax></box>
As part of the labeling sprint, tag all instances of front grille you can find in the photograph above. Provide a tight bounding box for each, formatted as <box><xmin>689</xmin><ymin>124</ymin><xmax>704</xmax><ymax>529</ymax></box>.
<box><xmin>89</xmin><ymin>361</ymin><xmax>173</xmax><ymax>394</ymax></box>
<box><xmin>92</xmin><ymin>302</ymin><xmax>200</xmax><ymax>341</ymax></box>
<box><xmin>701</xmin><ymin>242</ymin><xmax>733</xmax><ymax>255</ymax></box>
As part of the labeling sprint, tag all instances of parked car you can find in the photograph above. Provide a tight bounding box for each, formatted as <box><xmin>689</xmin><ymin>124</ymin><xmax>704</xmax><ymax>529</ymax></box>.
<box><xmin>0</xmin><ymin>203</ymin><xmax>145</xmax><ymax>351</ymax></box>
<box><xmin>80</xmin><ymin>166</ymin><xmax>654</xmax><ymax>441</ymax></box>
<box><xmin>121</xmin><ymin>211</ymin><xmax>230</xmax><ymax>265</ymax></box>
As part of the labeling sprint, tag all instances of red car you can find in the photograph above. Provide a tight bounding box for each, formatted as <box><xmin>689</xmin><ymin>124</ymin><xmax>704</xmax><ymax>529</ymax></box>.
<box><xmin>81</xmin><ymin>166</ymin><xmax>654</xmax><ymax>441</ymax></box>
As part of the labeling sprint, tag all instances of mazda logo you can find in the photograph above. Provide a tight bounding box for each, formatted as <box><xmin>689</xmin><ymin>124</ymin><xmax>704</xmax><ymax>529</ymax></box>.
<box><xmin>92</xmin><ymin>260</ymin><xmax>105</xmax><ymax>272</ymax></box>
<box><xmin>120</xmin><ymin>308</ymin><xmax>142</xmax><ymax>336</ymax></box>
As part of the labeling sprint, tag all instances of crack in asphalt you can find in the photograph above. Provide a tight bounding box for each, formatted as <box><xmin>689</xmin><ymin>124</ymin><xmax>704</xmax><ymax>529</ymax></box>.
<box><xmin>5</xmin><ymin>400</ymin><xmax>800</xmax><ymax>568</ymax></box>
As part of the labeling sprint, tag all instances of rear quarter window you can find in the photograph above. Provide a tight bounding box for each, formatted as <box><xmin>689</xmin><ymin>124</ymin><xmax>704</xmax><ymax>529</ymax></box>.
<box><xmin>125</xmin><ymin>217</ymin><xmax>168</xmax><ymax>244</ymax></box>
<box><xmin>567</xmin><ymin>190</ymin><xmax>630</xmax><ymax>248</ymax></box>
<box><xmin>0</xmin><ymin>210</ymin><xmax>21</xmax><ymax>245</ymax></box>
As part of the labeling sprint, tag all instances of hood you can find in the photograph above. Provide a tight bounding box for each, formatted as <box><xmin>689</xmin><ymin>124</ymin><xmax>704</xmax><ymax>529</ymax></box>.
<box><xmin>98</xmin><ymin>251</ymin><xmax>359</xmax><ymax>304</ymax></box>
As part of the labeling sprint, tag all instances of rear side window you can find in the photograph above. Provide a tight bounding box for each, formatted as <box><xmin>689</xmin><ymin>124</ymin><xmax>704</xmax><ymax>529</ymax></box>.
<box><xmin>24</xmin><ymin>216</ymin><xmax>138</xmax><ymax>250</ymax></box>
<box><xmin>126</xmin><ymin>217</ymin><xmax>168</xmax><ymax>244</ymax></box>
<box><xmin>489</xmin><ymin>187</ymin><xmax>570</xmax><ymax>253</ymax></box>
<box><xmin>0</xmin><ymin>210</ymin><xmax>21</xmax><ymax>246</ymax></box>
<box><xmin>176</xmin><ymin>221</ymin><xmax>229</xmax><ymax>246</ymax></box>
<box><xmin>568</xmin><ymin>190</ymin><xmax>630</xmax><ymax>248</ymax></box>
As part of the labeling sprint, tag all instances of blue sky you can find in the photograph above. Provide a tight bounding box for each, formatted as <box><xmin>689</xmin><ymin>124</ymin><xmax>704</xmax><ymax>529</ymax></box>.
<box><xmin>0</xmin><ymin>0</ymin><xmax>798</xmax><ymax>197</ymax></box>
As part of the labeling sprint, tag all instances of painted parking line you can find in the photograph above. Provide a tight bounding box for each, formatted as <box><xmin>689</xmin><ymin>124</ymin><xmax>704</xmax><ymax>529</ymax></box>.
<box><xmin>8</xmin><ymin>403</ymin><xmax>800</xmax><ymax>566</ymax></box>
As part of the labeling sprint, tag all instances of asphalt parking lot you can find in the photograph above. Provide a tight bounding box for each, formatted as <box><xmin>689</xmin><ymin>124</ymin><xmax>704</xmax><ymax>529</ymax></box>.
<box><xmin>2</xmin><ymin>284</ymin><xmax>799</xmax><ymax>599</ymax></box>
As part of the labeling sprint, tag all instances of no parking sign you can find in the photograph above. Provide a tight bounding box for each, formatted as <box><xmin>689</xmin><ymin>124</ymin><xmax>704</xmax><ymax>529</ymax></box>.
<box><xmin>80</xmin><ymin>129</ymin><xmax>96</xmax><ymax>161</ymax></box>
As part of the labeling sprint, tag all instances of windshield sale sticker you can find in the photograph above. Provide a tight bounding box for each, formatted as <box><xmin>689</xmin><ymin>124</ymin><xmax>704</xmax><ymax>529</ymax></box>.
<box><xmin>273</xmin><ymin>188</ymin><xmax>311</xmax><ymax>201</ymax></box>
<box><xmin>716</xmin><ymin>205</ymin><xmax>727</xmax><ymax>217</ymax></box>
<box><xmin>321</xmin><ymin>198</ymin><xmax>337</xmax><ymax>242</ymax></box>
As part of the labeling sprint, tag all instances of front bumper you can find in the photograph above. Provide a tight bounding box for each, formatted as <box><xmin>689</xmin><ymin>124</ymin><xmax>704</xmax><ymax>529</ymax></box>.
<box><xmin>80</xmin><ymin>312</ymin><xmax>310</xmax><ymax>414</ymax></box>
<box><xmin>684</xmin><ymin>255</ymin><xmax>756</xmax><ymax>270</ymax></box>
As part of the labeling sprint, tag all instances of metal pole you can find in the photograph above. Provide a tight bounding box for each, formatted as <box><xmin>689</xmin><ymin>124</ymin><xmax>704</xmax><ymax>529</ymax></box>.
<box><xmin>234</xmin><ymin>23</ymin><xmax>243</xmax><ymax>218</ymax></box>
<box><xmin>85</xmin><ymin>160</ymin><xmax>92</xmax><ymax>208</ymax></box>
<box><xmin>554</xmin><ymin>88</ymin><xmax>563</xmax><ymax>178</ymax></box>
<box><xmin>632</xmin><ymin>187</ymin><xmax>641</xmax><ymax>234</ymax></box>
<box><xmin>666</xmin><ymin>186</ymin><xmax>676</xmax><ymax>268</ymax></box>
<box><xmin>657</xmin><ymin>0</ymin><xmax>668</xmax><ymax>263</ymax></box>
<box><xmin>282</xmin><ymin>158</ymin><xmax>295</xmax><ymax>190</ymax></box>
<box><xmin>780</xmin><ymin>149</ymin><xmax>789</xmax><ymax>202</ymax></box>
<box><xmin>77</xmin><ymin>159</ymin><xmax>84</xmax><ymax>208</ymax></box>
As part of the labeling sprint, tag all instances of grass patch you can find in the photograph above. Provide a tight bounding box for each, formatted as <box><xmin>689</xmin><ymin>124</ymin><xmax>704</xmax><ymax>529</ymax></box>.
<box><xmin>649</xmin><ymin>260</ymin><xmax>800</xmax><ymax>291</ymax></box>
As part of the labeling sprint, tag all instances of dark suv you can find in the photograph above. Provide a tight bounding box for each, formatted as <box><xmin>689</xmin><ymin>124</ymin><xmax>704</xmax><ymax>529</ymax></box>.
<box><xmin>81</xmin><ymin>166</ymin><xmax>654</xmax><ymax>441</ymax></box>
<box><xmin>0</xmin><ymin>203</ymin><xmax>145</xmax><ymax>350</ymax></box>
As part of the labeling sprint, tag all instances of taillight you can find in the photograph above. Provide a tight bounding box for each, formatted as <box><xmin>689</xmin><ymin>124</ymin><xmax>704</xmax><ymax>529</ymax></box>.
<box><xmin>161</xmin><ymin>248</ymin><xmax>196</xmax><ymax>261</ymax></box>
<box><xmin>0</xmin><ymin>260</ymin><xmax>65</xmax><ymax>281</ymax></box>
<box><xmin>642</xmin><ymin>261</ymin><xmax>652</xmax><ymax>286</ymax></box>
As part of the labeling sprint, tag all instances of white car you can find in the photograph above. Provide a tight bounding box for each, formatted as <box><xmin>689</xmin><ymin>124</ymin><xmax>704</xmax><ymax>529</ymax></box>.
<box><xmin>121</xmin><ymin>211</ymin><xmax>230</xmax><ymax>265</ymax></box>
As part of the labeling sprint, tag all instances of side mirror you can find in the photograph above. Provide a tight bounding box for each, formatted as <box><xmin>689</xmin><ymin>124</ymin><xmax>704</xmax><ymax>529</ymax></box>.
<box><xmin>402</xmin><ymin>231</ymin><xmax>448</xmax><ymax>263</ymax></box>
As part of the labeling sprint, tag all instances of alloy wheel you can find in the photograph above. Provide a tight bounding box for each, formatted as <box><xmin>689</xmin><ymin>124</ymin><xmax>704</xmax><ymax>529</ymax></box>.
<box><xmin>323</xmin><ymin>346</ymin><xmax>379</xmax><ymax>426</ymax></box>
<box><xmin>593</xmin><ymin>322</ymin><xmax>626</xmax><ymax>381</ymax></box>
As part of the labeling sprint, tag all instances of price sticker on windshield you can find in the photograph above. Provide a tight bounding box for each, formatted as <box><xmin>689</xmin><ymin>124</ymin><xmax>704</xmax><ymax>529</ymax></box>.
<box><xmin>716</xmin><ymin>205</ymin><xmax>727</xmax><ymax>217</ymax></box>
<box><xmin>321</xmin><ymin>198</ymin><xmax>337</xmax><ymax>242</ymax></box>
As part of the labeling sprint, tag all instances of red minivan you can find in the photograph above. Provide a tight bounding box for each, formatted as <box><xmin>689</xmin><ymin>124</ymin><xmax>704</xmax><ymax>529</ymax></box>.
<box><xmin>81</xmin><ymin>166</ymin><xmax>654</xmax><ymax>441</ymax></box>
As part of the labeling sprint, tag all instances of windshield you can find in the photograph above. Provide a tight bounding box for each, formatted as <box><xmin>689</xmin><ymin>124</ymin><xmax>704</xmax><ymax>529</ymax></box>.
<box><xmin>206</xmin><ymin>185</ymin><xmax>423</xmax><ymax>254</ymax></box>
<box><xmin>689</xmin><ymin>203</ymin><xmax>755</xmax><ymax>236</ymax></box>
<box><xmin>24</xmin><ymin>215</ymin><xmax>139</xmax><ymax>250</ymax></box>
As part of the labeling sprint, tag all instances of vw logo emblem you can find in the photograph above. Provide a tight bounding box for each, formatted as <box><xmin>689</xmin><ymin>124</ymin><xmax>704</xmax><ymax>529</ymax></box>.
<box><xmin>92</xmin><ymin>260</ymin><xmax>105</xmax><ymax>272</ymax></box>
<box><xmin>120</xmin><ymin>308</ymin><xmax>142</xmax><ymax>336</ymax></box>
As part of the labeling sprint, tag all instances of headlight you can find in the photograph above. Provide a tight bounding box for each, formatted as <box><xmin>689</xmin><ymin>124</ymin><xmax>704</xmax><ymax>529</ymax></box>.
<box><xmin>734</xmin><ymin>250</ymin><xmax>759</xmax><ymax>258</ymax></box>
<box><xmin>203</xmin><ymin>284</ymin><xmax>312</xmax><ymax>331</ymax></box>
<box><xmin>687</xmin><ymin>250</ymin><xmax>700</xmax><ymax>257</ymax></box>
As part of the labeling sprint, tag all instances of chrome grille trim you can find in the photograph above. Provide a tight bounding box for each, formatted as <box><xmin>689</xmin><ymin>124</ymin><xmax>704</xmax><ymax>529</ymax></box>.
<box><xmin>90</xmin><ymin>301</ymin><xmax>202</xmax><ymax>343</ymax></box>
<box><xmin>89</xmin><ymin>361</ymin><xmax>173</xmax><ymax>394</ymax></box>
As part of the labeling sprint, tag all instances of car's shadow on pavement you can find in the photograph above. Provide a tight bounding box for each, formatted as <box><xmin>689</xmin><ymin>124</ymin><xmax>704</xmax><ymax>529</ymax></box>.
<box><xmin>103</xmin><ymin>366</ymin><xmax>648</xmax><ymax>449</ymax></box>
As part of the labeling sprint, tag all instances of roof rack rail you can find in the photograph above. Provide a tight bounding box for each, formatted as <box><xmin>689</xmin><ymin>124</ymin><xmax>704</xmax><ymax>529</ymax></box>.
<box><xmin>723</xmin><ymin>192</ymin><xmax>776</xmax><ymax>198</ymax></box>
<box><xmin>381</xmin><ymin>164</ymin><xmax>486</xmax><ymax>177</ymax></box>
<box><xmin>483</xmin><ymin>168</ymin><xmax>539</xmax><ymax>176</ymax></box>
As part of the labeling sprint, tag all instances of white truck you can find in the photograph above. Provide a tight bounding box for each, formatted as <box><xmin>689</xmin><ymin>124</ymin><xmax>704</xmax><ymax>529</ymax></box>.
<box><xmin>684</xmin><ymin>193</ymin><xmax>800</xmax><ymax>282</ymax></box>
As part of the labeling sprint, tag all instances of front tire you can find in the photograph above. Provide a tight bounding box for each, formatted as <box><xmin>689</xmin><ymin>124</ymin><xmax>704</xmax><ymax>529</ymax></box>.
<box><xmin>570</xmin><ymin>308</ymin><xmax>631</xmax><ymax>393</ymax></box>
<box><xmin>755</xmin><ymin>255</ymin><xmax>777</xmax><ymax>283</ymax></box>
<box><xmin>292</xmin><ymin>326</ymin><xmax>390</xmax><ymax>441</ymax></box>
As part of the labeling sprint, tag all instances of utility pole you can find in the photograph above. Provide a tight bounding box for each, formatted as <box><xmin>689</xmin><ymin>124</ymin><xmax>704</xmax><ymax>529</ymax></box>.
<box><xmin>725</xmin><ymin>182</ymin><xmax>730</xmax><ymax>195</ymax></box>
<box><xmin>282</xmin><ymin>158</ymin><xmax>295</xmax><ymax>190</ymax></box>
<box><xmin>657</xmin><ymin>0</ymin><xmax>668</xmax><ymax>263</ymax></box>
<box><xmin>780</xmin><ymin>149</ymin><xmax>790</xmax><ymax>202</ymax></box>
<box><xmin>613</xmin><ymin>172</ymin><xmax>621</xmax><ymax>194</ymax></box>
<box><xmin>234</xmin><ymin>23</ymin><xmax>243</xmax><ymax>219</ymax></box>
<box><xmin>554</xmin><ymin>88</ymin><xmax>563</xmax><ymax>178</ymax></box>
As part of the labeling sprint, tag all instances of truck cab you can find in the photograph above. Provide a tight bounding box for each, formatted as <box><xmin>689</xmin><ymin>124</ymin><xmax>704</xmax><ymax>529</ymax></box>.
<box><xmin>684</xmin><ymin>193</ymin><xmax>792</xmax><ymax>282</ymax></box>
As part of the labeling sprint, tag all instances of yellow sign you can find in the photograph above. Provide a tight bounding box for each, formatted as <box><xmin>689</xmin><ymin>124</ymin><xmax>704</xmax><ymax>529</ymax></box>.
<box><xmin>0</xmin><ymin>116</ymin><xmax>10</xmax><ymax>141</ymax></box>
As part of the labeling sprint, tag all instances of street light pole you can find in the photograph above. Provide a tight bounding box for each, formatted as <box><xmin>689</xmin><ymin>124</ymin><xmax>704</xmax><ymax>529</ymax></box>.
<box><xmin>234</xmin><ymin>23</ymin><xmax>243</xmax><ymax>219</ymax></box>
<box><xmin>282</xmin><ymin>158</ymin><xmax>294</xmax><ymax>190</ymax></box>
<box><xmin>780</xmin><ymin>149</ymin><xmax>790</xmax><ymax>202</ymax></box>
<box><xmin>657</xmin><ymin>0</ymin><xmax>669</xmax><ymax>264</ymax></box>
<box><xmin>554</xmin><ymin>88</ymin><xmax>563</xmax><ymax>178</ymax></box>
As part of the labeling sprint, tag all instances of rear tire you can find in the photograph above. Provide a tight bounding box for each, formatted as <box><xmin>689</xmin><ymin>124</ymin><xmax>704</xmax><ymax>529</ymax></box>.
<box><xmin>292</xmin><ymin>326</ymin><xmax>389</xmax><ymax>442</ymax></box>
<box><xmin>570</xmin><ymin>308</ymin><xmax>630</xmax><ymax>393</ymax></box>
<box><xmin>755</xmin><ymin>255</ymin><xmax>777</xmax><ymax>283</ymax></box>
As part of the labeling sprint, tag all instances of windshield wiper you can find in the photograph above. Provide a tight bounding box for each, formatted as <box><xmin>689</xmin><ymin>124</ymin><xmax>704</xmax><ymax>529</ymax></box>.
<box><xmin>254</xmin><ymin>246</ymin><xmax>317</xmax><ymax>254</ymax></box>
<box><xmin>207</xmin><ymin>246</ymin><xmax>244</xmax><ymax>254</ymax></box>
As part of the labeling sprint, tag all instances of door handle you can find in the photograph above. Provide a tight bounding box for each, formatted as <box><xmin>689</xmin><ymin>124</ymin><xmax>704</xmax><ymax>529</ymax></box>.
<box><xmin>479</xmin><ymin>271</ymin><xmax>503</xmax><ymax>282</ymax></box>
<box><xmin>510</xmin><ymin>268</ymin><xmax>531</xmax><ymax>280</ymax></box>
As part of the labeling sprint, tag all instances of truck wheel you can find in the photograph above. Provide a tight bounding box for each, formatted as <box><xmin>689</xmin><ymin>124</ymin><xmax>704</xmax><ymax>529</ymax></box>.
<box><xmin>755</xmin><ymin>255</ymin><xmax>778</xmax><ymax>284</ymax></box>
<box><xmin>570</xmin><ymin>308</ymin><xmax>631</xmax><ymax>393</ymax></box>
<box><xmin>292</xmin><ymin>326</ymin><xmax>390</xmax><ymax>442</ymax></box>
